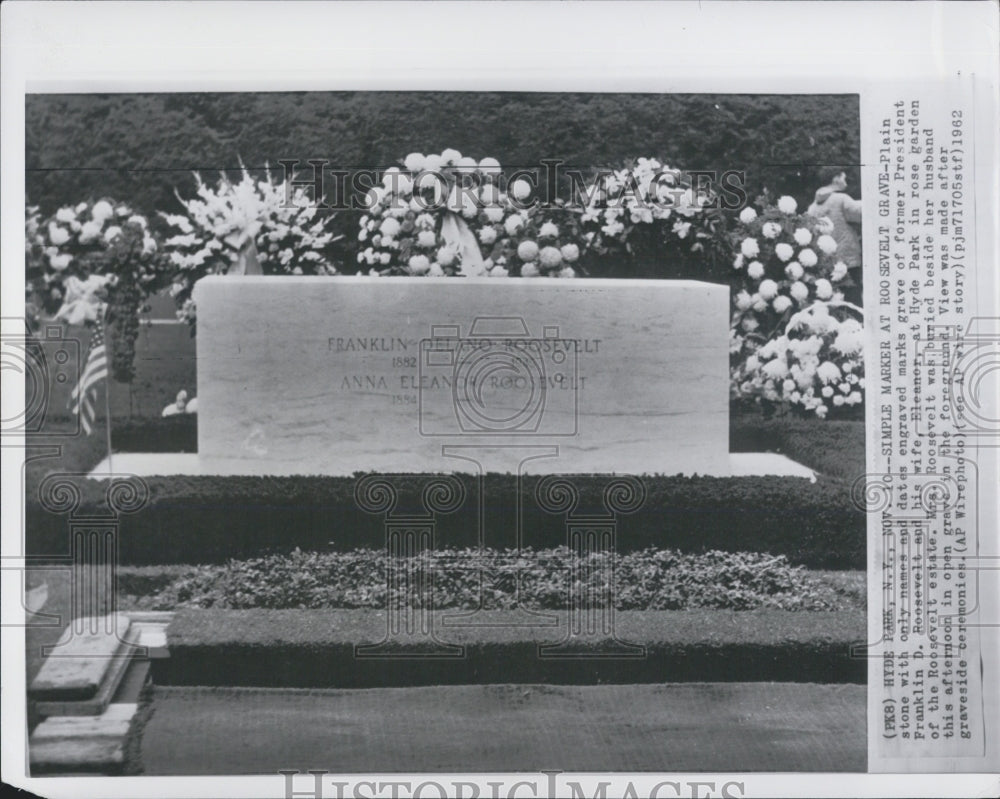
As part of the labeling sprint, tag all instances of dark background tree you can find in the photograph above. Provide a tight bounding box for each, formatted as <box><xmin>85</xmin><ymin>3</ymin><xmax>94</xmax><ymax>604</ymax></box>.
<box><xmin>26</xmin><ymin>92</ymin><xmax>861</xmax><ymax>268</ymax></box>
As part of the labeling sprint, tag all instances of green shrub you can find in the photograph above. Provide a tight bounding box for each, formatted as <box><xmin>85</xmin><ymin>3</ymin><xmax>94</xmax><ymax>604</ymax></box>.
<box><xmin>730</xmin><ymin>415</ymin><xmax>864</xmax><ymax>481</ymax></box>
<box><xmin>126</xmin><ymin>547</ymin><xmax>862</xmax><ymax>612</ymax></box>
<box><xmin>26</xmin><ymin>472</ymin><xmax>864</xmax><ymax>568</ymax></box>
<box><xmin>155</xmin><ymin>608</ymin><xmax>867</xmax><ymax>687</ymax></box>
<box><xmin>112</xmin><ymin>414</ymin><xmax>197</xmax><ymax>452</ymax></box>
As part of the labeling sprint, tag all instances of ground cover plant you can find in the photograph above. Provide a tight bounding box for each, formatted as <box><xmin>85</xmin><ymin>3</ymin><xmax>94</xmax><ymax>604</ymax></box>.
<box><xmin>117</xmin><ymin>547</ymin><xmax>865</xmax><ymax>612</ymax></box>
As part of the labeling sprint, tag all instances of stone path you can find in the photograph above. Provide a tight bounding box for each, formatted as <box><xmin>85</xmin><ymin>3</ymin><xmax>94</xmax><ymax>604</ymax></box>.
<box><xmin>28</xmin><ymin>612</ymin><xmax>170</xmax><ymax>774</ymax></box>
<box><xmin>140</xmin><ymin>682</ymin><xmax>865</xmax><ymax>774</ymax></box>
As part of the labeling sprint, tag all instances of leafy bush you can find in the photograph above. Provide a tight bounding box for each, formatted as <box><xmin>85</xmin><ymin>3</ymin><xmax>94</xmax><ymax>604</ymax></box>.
<box><xmin>124</xmin><ymin>547</ymin><xmax>861</xmax><ymax>612</ymax></box>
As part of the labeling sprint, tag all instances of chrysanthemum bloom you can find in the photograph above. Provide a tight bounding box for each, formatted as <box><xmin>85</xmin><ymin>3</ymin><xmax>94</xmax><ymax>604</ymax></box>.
<box><xmin>817</xmin><ymin>234</ymin><xmax>838</xmax><ymax>255</ymax></box>
<box><xmin>436</xmin><ymin>246</ymin><xmax>458</xmax><ymax>267</ymax></box>
<box><xmin>739</xmin><ymin>207</ymin><xmax>758</xmax><ymax>224</ymax></box>
<box><xmin>560</xmin><ymin>243</ymin><xmax>580</xmax><ymax>262</ymax></box>
<box><xmin>747</xmin><ymin>261</ymin><xmax>765</xmax><ymax>280</ymax></box>
<box><xmin>489</xmin><ymin>265</ymin><xmax>509</xmax><ymax>278</ymax></box>
<box><xmin>79</xmin><ymin>221</ymin><xmax>103</xmax><ymax>243</ymax></box>
<box><xmin>379</xmin><ymin>218</ymin><xmax>401</xmax><ymax>238</ymax></box>
<box><xmin>92</xmin><ymin>200</ymin><xmax>114</xmax><ymax>221</ymax></box>
<box><xmin>404</xmin><ymin>153</ymin><xmax>426</xmax><ymax>172</ymax></box>
<box><xmin>539</xmin><ymin>222</ymin><xmax>559</xmax><ymax>239</ymax></box>
<box><xmin>816</xmin><ymin>361</ymin><xmax>842</xmax><ymax>384</ymax></box>
<box><xmin>55</xmin><ymin>207</ymin><xmax>76</xmax><ymax>223</ymax></box>
<box><xmin>517</xmin><ymin>240</ymin><xmax>539</xmax><ymax>261</ymax></box>
<box><xmin>417</xmin><ymin>230</ymin><xmax>437</xmax><ymax>248</ymax></box>
<box><xmin>408</xmin><ymin>254</ymin><xmax>431</xmax><ymax>274</ymax></box>
<box><xmin>510</xmin><ymin>179</ymin><xmax>532</xmax><ymax>201</ymax></box>
<box><xmin>793</xmin><ymin>227</ymin><xmax>812</xmax><ymax>246</ymax></box>
<box><xmin>504</xmin><ymin>215</ymin><xmax>525</xmax><ymax>235</ymax></box>
<box><xmin>762</xmin><ymin>221</ymin><xmax>782</xmax><ymax>239</ymax></box>
<box><xmin>830</xmin><ymin>260</ymin><xmax>848</xmax><ymax>281</ymax></box>
<box><xmin>48</xmin><ymin>223</ymin><xmax>70</xmax><ymax>245</ymax></box>
<box><xmin>457</xmin><ymin>156</ymin><xmax>478</xmax><ymax>172</ymax></box>
<box><xmin>777</xmin><ymin>196</ymin><xmax>798</xmax><ymax>214</ymax></box>
<box><xmin>735</xmin><ymin>290</ymin><xmax>753</xmax><ymax>311</ymax></box>
<box><xmin>772</xmin><ymin>295</ymin><xmax>793</xmax><ymax>314</ymax></box>
<box><xmin>479</xmin><ymin>157</ymin><xmax>502</xmax><ymax>176</ymax></box>
<box><xmin>752</xmin><ymin>295</ymin><xmax>768</xmax><ymax>313</ymax></box>
<box><xmin>483</xmin><ymin>206</ymin><xmax>504</xmax><ymax>223</ymax></box>
<box><xmin>558</xmin><ymin>266</ymin><xmax>576</xmax><ymax>278</ymax></box>
<box><xmin>798</xmin><ymin>248</ymin><xmax>818</xmax><ymax>267</ymax></box>
<box><xmin>50</xmin><ymin>253</ymin><xmax>72</xmax><ymax>271</ymax></box>
<box><xmin>741</xmin><ymin>237</ymin><xmax>760</xmax><ymax>258</ymax></box>
<box><xmin>478</xmin><ymin>227</ymin><xmax>497</xmax><ymax>245</ymax></box>
<box><xmin>428</xmin><ymin>262</ymin><xmax>445</xmax><ymax>276</ymax></box>
<box><xmin>539</xmin><ymin>246</ymin><xmax>563</xmax><ymax>269</ymax></box>
<box><xmin>733</xmin><ymin>254</ymin><xmax>745</xmax><ymax>270</ymax></box>
<box><xmin>785</xmin><ymin>261</ymin><xmax>804</xmax><ymax>280</ymax></box>
<box><xmin>821</xmin><ymin>385</ymin><xmax>834</xmax><ymax>398</ymax></box>
<box><xmin>790</xmin><ymin>281</ymin><xmax>809</xmax><ymax>302</ymax></box>
<box><xmin>815</xmin><ymin>279</ymin><xmax>833</xmax><ymax>299</ymax></box>
<box><xmin>762</xmin><ymin>359</ymin><xmax>790</xmax><ymax>380</ymax></box>
<box><xmin>103</xmin><ymin>225</ymin><xmax>122</xmax><ymax>243</ymax></box>
<box><xmin>422</xmin><ymin>154</ymin><xmax>444</xmax><ymax>173</ymax></box>
<box><xmin>775</xmin><ymin>243</ymin><xmax>795</xmax><ymax>262</ymax></box>
<box><xmin>521</xmin><ymin>262</ymin><xmax>540</xmax><ymax>277</ymax></box>
<box><xmin>758</xmin><ymin>279</ymin><xmax>779</xmax><ymax>300</ymax></box>
<box><xmin>440</xmin><ymin>148</ymin><xmax>462</xmax><ymax>165</ymax></box>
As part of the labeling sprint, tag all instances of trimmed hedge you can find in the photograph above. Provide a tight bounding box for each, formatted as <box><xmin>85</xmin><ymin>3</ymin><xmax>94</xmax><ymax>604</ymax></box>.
<box><xmin>730</xmin><ymin>417</ymin><xmax>865</xmax><ymax>482</ymax></box>
<box><xmin>155</xmin><ymin>608</ymin><xmax>866</xmax><ymax>687</ymax></box>
<box><xmin>27</xmin><ymin>472</ymin><xmax>864</xmax><ymax>568</ymax></box>
<box><xmin>112</xmin><ymin>414</ymin><xmax>197</xmax><ymax>453</ymax></box>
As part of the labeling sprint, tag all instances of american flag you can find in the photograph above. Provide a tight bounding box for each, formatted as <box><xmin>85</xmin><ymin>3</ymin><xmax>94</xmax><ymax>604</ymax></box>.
<box><xmin>69</xmin><ymin>319</ymin><xmax>107</xmax><ymax>435</ymax></box>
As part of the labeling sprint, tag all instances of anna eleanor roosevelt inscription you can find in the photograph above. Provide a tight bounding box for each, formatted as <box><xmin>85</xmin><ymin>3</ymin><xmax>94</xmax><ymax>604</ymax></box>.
<box><xmin>193</xmin><ymin>276</ymin><xmax>728</xmax><ymax>475</ymax></box>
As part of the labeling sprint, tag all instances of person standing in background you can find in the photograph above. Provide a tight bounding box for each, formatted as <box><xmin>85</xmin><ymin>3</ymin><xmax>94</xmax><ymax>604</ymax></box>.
<box><xmin>807</xmin><ymin>167</ymin><xmax>863</xmax><ymax>304</ymax></box>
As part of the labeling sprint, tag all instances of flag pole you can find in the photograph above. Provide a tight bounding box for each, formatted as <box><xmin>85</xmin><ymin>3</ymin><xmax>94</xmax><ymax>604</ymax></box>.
<box><xmin>102</xmin><ymin>302</ymin><xmax>113</xmax><ymax>477</ymax></box>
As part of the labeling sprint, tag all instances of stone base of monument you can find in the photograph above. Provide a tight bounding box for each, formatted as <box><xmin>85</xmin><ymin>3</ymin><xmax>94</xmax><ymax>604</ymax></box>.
<box><xmin>87</xmin><ymin>451</ymin><xmax>817</xmax><ymax>480</ymax></box>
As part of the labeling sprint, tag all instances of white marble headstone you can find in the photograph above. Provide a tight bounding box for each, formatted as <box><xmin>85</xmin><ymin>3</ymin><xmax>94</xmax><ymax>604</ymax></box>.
<box><xmin>193</xmin><ymin>276</ymin><xmax>729</xmax><ymax>475</ymax></box>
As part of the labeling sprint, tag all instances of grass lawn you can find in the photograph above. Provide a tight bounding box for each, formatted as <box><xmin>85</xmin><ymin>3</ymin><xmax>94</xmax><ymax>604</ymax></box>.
<box><xmin>139</xmin><ymin>682</ymin><xmax>865</xmax><ymax>774</ymax></box>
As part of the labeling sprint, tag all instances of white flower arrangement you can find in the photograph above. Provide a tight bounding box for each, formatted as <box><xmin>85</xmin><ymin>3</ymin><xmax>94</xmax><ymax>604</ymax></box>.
<box><xmin>576</xmin><ymin>157</ymin><xmax>722</xmax><ymax>274</ymax></box>
<box><xmin>729</xmin><ymin>196</ymin><xmax>864</xmax><ymax>417</ymax></box>
<box><xmin>162</xmin><ymin>164</ymin><xmax>340</xmax><ymax>323</ymax></box>
<box><xmin>26</xmin><ymin>199</ymin><xmax>162</xmax><ymax>324</ymax></box>
<box><xmin>357</xmin><ymin>149</ymin><xmax>586</xmax><ymax>279</ymax></box>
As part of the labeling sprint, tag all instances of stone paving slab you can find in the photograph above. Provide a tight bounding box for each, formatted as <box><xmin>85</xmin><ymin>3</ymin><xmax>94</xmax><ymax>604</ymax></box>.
<box><xmin>35</xmin><ymin>624</ymin><xmax>141</xmax><ymax>716</ymax></box>
<box><xmin>30</xmin><ymin>615</ymin><xmax>133</xmax><ymax>702</ymax></box>
<box><xmin>140</xmin><ymin>682</ymin><xmax>865</xmax><ymax>774</ymax></box>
